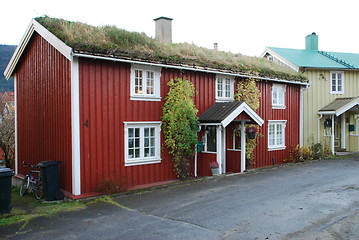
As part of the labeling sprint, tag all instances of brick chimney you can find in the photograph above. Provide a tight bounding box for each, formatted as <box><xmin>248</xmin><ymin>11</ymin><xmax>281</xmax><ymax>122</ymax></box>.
<box><xmin>154</xmin><ymin>17</ymin><xmax>173</xmax><ymax>44</ymax></box>
<box><xmin>305</xmin><ymin>32</ymin><xmax>318</xmax><ymax>51</ymax></box>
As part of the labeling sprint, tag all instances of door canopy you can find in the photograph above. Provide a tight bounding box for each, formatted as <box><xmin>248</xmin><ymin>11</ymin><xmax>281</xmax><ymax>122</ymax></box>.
<box><xmin>199</xmin><ymin>101</ymin><xmax>264</xmax><ymax>127</ymax></box>
<box><xmin>318</xmin><ymin>97</ymin><xmax>359</xmax><ymax>116</ymax></box>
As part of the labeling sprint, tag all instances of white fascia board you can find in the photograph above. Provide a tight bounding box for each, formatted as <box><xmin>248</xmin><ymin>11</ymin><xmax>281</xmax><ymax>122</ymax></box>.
<box><xmin>317</xmin><ymin>111</ymin><xmax>336</xmax><ymax>115</ymax></box>
<box><xmin>336</xmin><ymin>100</ymin><xmax>359</xmax><ymax>116</ymax></box>
<box><xmin>4</xmin><ymin>19</ymin><xmax>72</xmax><ymax>79</ymax></box>
<box><xmin>221</xmin><ymin>102</ymin><xmax>264</xmax><ymax>128</ymax></box>
<box><xmin>261</xmin><ymin>48</ymin><xmax>300</xmax><ymax>72</ymax></box>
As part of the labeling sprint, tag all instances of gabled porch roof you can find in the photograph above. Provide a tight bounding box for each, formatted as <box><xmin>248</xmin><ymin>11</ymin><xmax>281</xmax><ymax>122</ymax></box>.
<box><xmin>199</xmin><ymin>101</ymin><xmax>264</xmax><ymax>127</ymax></box>
<box><xmin>318</xmin><ymin>97</ymin><xmax>359</xmax><ymax>116</ymax></box>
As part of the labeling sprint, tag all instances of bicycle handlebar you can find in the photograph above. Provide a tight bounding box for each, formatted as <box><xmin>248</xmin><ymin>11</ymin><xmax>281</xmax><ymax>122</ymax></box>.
<box><xmin>22</xmin><ymin>162</ymin><xmax>39</xmax><ymax>169</ymax></box>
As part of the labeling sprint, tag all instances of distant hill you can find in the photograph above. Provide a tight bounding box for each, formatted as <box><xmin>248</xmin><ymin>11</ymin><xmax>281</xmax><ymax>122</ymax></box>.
<box><xmin>0</xmin><ymin>45</ymin><xmax>16</xmax><ymax>92</ymax></box>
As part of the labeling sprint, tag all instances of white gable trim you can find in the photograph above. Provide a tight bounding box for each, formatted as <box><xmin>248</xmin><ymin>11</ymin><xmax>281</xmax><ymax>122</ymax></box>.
<box><xmin>221</xmin><ymin>102</ymin><xmax>264</xmax><ymax>128</ymax></box>
<box><xmin>261</xmin><ymin>48</ymin><xmax>299</xmax><ymax>72</ymax></box>
<box><xmin>336</xmin><ymin>100</ymin><xmax>359</xmax><ymax>116</ymax></box>
<box><xmin>4</xmin><ymin>19</ymin><xmax>72</xmax><ymax>79</ymax></box>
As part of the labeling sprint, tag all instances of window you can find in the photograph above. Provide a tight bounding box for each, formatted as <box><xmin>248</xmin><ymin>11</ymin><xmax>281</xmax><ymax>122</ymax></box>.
<box><xmin>268</xmin><ymin>120</ymin><xmax>286</xmax><ymax>150</ymax></box>
<box><xmin>130</xmin><ymin>64</ymin><xmax>161</xmax><ymax>101</ymax></box>
<box><xmin>232</xmin><ymin>125</ymin><xmax>241</xmax><ymax>150</ymax></box>
<box><xmin>272</xmin><ymin>84</ymin><xmax>286</xmax><ymax>109</ymax></box>
<box><xmin>216</xmin><ymin>75</ymin><xmax>234</xmax><ymax>101</ymax></box>
<box><xmin>124</xmin><ymin>122</ymin><xmax>161</xmax><ymax>166</ymax></box>
<box><xmin>330</xmin><ymin>71</ymin><xmax>344</xmax><ymax>94</ymax></box>
<box><xmin>204</xmin><ymin>126</ymin><xmax>217</xmax><ymax>152</ymax></box>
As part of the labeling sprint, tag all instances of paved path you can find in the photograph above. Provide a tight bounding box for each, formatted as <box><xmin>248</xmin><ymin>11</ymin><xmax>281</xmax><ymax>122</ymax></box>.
<box><xmin>2</xmin><ymin>157</ymin><xmax>359</xmax><ymax>239</ymax></box>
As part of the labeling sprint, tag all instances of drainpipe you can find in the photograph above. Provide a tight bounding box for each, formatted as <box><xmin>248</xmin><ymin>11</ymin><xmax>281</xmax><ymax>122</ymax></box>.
<box><xmin>331</xmin><ymin>115</ymin><xmax>335</xmax><ymax>154</ymax></box>
<box><xmin>318</xmin><ymin>114</ymin><xmax>323</xmax><ymax>144</ymax></box>
<box><xmin>194</xmin><ymin>144</ymin><xmax>198</xmax><ymax>177</ymax></box>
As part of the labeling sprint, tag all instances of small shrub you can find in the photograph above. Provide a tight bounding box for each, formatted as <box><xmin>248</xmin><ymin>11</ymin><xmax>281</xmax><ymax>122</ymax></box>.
<box><xmin>311</xmin><ymin>143</ymin><xmax>323</xmax><ymax>159</ymax></box>
<box><xmin>287</xmin><ymin>144</ymin><xmax>313</xmax><ymax>163</ymax></box>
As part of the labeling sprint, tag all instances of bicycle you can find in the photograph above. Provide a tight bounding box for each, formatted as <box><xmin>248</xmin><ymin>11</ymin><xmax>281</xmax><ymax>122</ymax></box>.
<box><xmin>19</xmin><ymin>162</ymin><xmax>44</xmax><ymax>200</ymax></box>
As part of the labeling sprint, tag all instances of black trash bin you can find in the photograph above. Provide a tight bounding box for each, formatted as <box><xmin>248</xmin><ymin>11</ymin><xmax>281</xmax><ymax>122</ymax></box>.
<box><xmin>0</xmin><ymin>168</ymin><xmax>14</xmax><ymax>214</ymax></box>
<box><xmin>37</xmin><ymin>161</ymin><xmax>63</xmax><ymax>201</ymax></box>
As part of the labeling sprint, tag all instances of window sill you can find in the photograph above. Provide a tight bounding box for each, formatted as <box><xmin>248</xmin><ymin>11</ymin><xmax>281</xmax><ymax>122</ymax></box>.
<box><xmin>330</xmin><ymin>91</ymin><xmax>344</xmax><ymax>95</ymax></box>
<box><xmin>201</xmin><ymin>151</ymin><xmax>217</xmax><ymax>154</ymax></box>
<box><xmin>130</xmin><ymin>96</ymin><xmax>161</xmax><ymax>101</ymax></box>
<box><xmin>272</xmin><ymin>105</ymin><xmax>286</xmax><ymax>109</ymax></box>
<box><xmin>268</xmin><ymin>146</ymin><xmax>286</xmax><ymax>151</ymax></box>
<box><xmin>125</xmin><ymin>158</ymin><xmax>161</xmax><ymax>166</ymax></box>
<box><xmin>216</xmin><ymin>98</ymin><xmax>234</xmax><ymax>102</ymax></box>
<box><xmin>227</xmin><ymin>149</ymin><xmax>241</xmax><ymax>152</ymax></box>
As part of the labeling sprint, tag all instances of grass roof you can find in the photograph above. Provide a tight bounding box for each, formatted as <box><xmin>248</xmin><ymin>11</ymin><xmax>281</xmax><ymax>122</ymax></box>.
<box><xmin>35</xmin><ymin>16</ymin><xmax>307</xmax><ymax>82</ymax></box>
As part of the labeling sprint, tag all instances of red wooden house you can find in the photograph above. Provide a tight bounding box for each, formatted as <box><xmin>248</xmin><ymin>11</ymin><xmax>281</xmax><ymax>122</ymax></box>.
<box><xmin>4</xmin><ymin>17</ymin><xmax>308</xmax><ymax>198</ymax></box>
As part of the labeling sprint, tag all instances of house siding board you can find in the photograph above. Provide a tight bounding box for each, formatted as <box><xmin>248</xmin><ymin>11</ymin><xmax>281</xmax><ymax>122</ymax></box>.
<box><xmin>77</xmin><ymin>57</ymin><xmax>301</xmax><ymax>193</ymax></box>
<box><xmin>303</xmin><ymin>70</ymin><xmax>359</xmax><ymax>148</ymax></box>
<box><xmin>16</xmin><ymin>33</ymin><xmax>72</xmax><ymax>192</ymax></box>
<box><xmin>253</xmin><ymin>81</ymin><xmax>300</xmax><ymax>168</ymax></box>
<box><xmin>79</xmin><ymin>59</ymin><xmax>178</xmax><ymax>192</ymax></box>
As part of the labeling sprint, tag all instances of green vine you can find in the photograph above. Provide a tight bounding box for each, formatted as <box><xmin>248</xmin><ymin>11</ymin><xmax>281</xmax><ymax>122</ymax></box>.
<box><xmin>235</xmin><ymin>78</ymin><xmax>261</xmax><ymax>164</ymax></box>
<box><xmin>162</xmin><ymin>78</ymin><xmax>199</xmax><ymax>179</ymax></box>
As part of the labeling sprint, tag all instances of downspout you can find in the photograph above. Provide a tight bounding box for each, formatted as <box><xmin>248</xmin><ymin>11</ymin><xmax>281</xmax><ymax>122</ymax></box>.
<box><xmin>318</xmin><ymin>114</ymin><xmax>323</xmax><ymax>144</ymax></box>
<box><xmin>194</xmin><ymin>144</ymin><xmax>198</xmax><ymax>177</ymax></box>
<box><xmin>331</xmin><ymin>115</ymin><xmax>335</xmax><ymax>154</ymax></box>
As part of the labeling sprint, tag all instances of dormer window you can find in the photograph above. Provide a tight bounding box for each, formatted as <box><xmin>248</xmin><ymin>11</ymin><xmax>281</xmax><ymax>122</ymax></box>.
<box><xmin>131</xmin><ymin>64</ymin><xmax>161</xmax><ymax>101</ymax></box>
<box><xmin>216</xmin><ymin>75</ymin><xmax>234</xmax><ymax>101</ymax></box>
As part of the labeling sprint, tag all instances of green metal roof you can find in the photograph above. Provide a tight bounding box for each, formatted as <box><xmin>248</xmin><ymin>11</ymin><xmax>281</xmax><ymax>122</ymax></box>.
<box><xmin>268</xmin><ymin>47</ymin><xmax>359</xmax><ymax>69</ymax></box>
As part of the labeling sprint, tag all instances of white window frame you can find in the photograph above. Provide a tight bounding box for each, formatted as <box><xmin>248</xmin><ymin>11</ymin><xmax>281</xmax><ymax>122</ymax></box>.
<box><xmin>330</xmin><ymin>71</ymin><xmax>344</xmax><ymax>94</ymax></box>
<box><xmin>130</xmin><ymin>64</ymin><xmax>161</xmax><ymax>101</ymax></box>
<box><xmin>272</xmin><ymin>84</ymin><xmax>286</xmax><ymax>109</ymax></box>
<box><xmin>124</xmin><ymin>122</ymin><xmax>161</xmax><ymax>166</ymax></box>
<box><xmin>216</xmin><ymin>75</ymin><xmax>234</xmax><ymax>102</ymax></box>
<box><xmin>268</xmin><ymin>120</ymin><xmax>287</xmax><ymax>151</ymax></box>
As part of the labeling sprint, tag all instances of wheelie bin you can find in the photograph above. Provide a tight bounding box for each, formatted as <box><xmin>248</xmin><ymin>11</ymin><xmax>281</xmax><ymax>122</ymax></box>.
<box><xmin>0</xmin><ymin>167</ymin><xmax>14</xmax><ymax>214</ymax></box>
<box><xmin>38</xmin><ymin>161</ymin><xmax>63</xmax><ymax>201</ymax></box>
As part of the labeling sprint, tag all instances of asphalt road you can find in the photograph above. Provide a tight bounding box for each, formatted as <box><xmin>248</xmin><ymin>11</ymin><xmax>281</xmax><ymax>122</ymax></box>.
<box><xmin>2</xmin><ymin>157</ymin><xmax>359</xmax><ymax>240</ymax></box>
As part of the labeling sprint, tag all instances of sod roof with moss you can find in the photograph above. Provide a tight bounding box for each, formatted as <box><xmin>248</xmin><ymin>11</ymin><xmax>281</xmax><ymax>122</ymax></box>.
<box><xmin>35</xmin><ymin>16</ymin><xmax>307</xmax><ymax>82</ymax></box>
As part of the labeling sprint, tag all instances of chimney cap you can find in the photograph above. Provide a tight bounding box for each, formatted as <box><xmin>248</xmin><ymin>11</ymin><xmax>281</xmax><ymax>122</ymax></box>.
<box><xmin>154</xmin><ymin>16</ymin><xmax>173</xmax><ymax>21</ymax></box>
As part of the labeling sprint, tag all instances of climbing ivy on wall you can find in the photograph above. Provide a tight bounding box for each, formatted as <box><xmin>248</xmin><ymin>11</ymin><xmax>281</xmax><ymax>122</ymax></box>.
<box><xmin>235</xmin><ymin>78</ymin><xmax>261</xmax><ymax>164</ymax></box>
<box><xmin>162</xmin><ymin>78</ymin><xmax>199</xmax><ymax>179</ymax></box>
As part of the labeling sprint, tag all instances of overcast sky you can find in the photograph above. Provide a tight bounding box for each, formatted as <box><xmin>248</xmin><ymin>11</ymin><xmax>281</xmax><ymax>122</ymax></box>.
<box><xmin>1</xmin><ymin>0</ymin><xmax>359</xmax><ymax>56</ymax></box>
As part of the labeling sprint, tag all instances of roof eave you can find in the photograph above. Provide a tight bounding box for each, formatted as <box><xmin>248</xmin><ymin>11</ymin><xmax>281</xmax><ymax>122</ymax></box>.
<box><xmin>4</xmin><ymin>19</ymin><xmax>73</xmax><ymax>79</ymax></box>
<box><xmin>261</xmin><ymin>47</ymin><xmax>300</xmax><ymax>72</ymax></box>
<box><xmin>73</xmin><ymin>52</ymin><xmax>308</xmax><ymax>86</ymax></box>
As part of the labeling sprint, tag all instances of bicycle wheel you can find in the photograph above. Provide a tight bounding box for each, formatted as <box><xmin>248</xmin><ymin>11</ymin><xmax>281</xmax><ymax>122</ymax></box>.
<box><xmin>34</xmin><ymin>181</ymin><xmax>44</xmax><ymax>200</ymax></box>
<box><xmin>20</xmin><ymin>177</ymin><xmax>29</xmax><ymax>196</ymax></box>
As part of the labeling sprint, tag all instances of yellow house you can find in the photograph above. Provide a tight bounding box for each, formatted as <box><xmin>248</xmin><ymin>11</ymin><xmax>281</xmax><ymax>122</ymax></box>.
<box><xmin>262</xmin><ymin>33</ymin><xmax>359</xmax><ymax>154</ymax></box>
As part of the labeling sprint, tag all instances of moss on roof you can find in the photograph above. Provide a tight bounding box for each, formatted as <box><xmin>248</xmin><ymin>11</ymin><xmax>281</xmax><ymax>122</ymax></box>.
<box><xmin>35</xmin><ymin>16</ymin><xmax>307</xmax><ymax>82</ymax></box>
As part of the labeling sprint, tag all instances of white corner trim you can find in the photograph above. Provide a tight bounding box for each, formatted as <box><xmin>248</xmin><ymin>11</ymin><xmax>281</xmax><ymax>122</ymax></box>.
<box><xmin>71</xmin><ymin>57</ymin><xmax>81</xmax><ymax>195</ymax></box>
<box><xmin>4</xmin><ymin>18</ymin><xmax>72</xmax><ymax>79</ymax></box>
<box><xmin>14</xmin><ymin>75</ymin><xmax>18</xmax><ymax>174</ymax></box>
